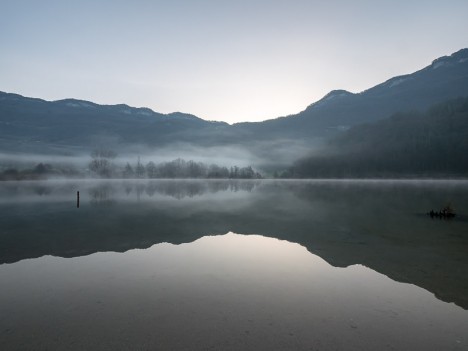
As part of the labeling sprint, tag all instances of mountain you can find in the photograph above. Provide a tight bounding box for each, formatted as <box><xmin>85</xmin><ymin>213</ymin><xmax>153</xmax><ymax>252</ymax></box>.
<box><xmin>1</xmin><ymin>49</ymin><xmax>468</xmax><ymax>161</ymax></box>
<box><xmin>290</xmin><ymin>97</ymin><xmax>468</xmax><ymax>177</ymax></box>
<box><xmin>233</xmin><ymin>48</ymin><xmax>468</xmax><ymax>139</ymax></box>
<box><xmin>0</xmin><ymin>92</ymin><xmax>228</xmax><ymax>153</ymax></box>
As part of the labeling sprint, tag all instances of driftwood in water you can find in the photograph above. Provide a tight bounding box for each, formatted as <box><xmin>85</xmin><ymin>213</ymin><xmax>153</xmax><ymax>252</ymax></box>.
<box><xmin>428</xmin><ymin>205</ymin><xmax>455</xmax><ymax>219</ymax></box>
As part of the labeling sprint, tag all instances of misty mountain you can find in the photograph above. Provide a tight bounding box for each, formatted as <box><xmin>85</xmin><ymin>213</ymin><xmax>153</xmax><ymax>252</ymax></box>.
<box><xmin>0</xmin><ymin>92</ymin><xmax>229</xmax><ymax>153</ymax></box>
<box><xmin>290</xmin><ymin>97</ymin><xmax>468</xmax><ymax>177</ymax></box>
<box><xmin>1</xmin><ymin>49</ymin><xmax>468</xmax><ymax>163</ymax></box>
<box><xmin>234</xmin><ymin>48</ymin><xmax>468</xmax><ymax>139</ymax></box>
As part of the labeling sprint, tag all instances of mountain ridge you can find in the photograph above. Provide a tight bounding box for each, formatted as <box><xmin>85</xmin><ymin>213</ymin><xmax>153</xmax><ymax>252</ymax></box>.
<box><xmin>0</xmin><ymin>91</ymin><xmax>224</xmax><ymax>124</ymax></box>
<box><xmin>2</xmin><ymin>48</ymin><xmax>468</xmax><ymax>126</ymax></box>
<box><xmin>232</xmin><ymin>48</ymin><xmax>468</xmax><ymax>134</ymax></box>
<box><xmin>1</xmin><ymin>48</ymin><xmax>468</xmax><ymax>161</ymax></box>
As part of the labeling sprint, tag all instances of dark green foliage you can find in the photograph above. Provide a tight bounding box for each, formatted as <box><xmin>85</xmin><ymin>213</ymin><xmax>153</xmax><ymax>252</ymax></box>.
<box><xmin>292</xmin><ymin>97</ymin><xmax>468</xmax><ymax>177</ymax></box>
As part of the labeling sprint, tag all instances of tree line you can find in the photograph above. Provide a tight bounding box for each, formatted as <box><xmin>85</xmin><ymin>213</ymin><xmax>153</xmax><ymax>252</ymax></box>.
<box><xmin>0</xmin><ymin>156</ymin><xmax>263</xmax><ymax>180</ymax></box>
<box><xmin>89</xmin><ymin>155</ymin><xmax>263</xmax><ymax>179</ymax></box>
<box><xmin>282</xmin><ymin>96</ymin><xmax>468</xmax><ymax>178</ymax></box>
<box><xmin>0</xmin><ymin>163</ymin><xmax>77</xmax><ymax>181</ymax></box>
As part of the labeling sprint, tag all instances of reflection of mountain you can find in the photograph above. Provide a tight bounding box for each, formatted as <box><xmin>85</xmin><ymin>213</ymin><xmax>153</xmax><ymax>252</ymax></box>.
<box><xmin>1</xmin><ymin>180</ymin><xmax>467</xmax><ymax>309</ymax></box>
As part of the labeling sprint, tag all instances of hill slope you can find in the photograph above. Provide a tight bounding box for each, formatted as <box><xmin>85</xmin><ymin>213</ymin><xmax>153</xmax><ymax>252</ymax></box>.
<box><xmin>0</xmin><ymin>92</ymin><xmax>229</xmax><ymax>153</ymax></box>
<box><xmin>234</xmin><ymin>48</ymin><xmax>468</xmax><ymax>139</ymax></box>
<box><xmin>1</xmin><ymin>49</ymin><xmax>468</xmax><ymax>163</ymax></box>
<box><xmin>291</xmin><ymin>97</ymin><xmax>468</xmax><ymax>177</ymax></box>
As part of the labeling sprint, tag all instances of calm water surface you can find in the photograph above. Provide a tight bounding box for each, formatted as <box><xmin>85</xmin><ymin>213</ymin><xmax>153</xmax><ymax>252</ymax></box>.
<box><xmin>1</xmin><ymin>179</ymin><xmax>467</xmax><ymax>350</ymax></box>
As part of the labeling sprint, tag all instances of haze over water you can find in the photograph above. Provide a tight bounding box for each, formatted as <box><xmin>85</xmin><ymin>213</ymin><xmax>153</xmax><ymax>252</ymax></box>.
<box><xmin>1</xmin><ymin>179</ymin><xmax>467</xmax><ymax>350</ymax></box>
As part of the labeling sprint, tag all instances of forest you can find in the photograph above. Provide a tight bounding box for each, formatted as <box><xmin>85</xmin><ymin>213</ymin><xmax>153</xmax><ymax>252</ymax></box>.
<box><xmin>284</xmin><ymin>97</ymin><xmax>468</xmax><ymax>178</ymax></box>
<box><xmin>0</xmin><ymin>155</ymin><xmax>263</xmax><ymax>180</ymax></box>
<box><xmin>2</xmin><ymin>96</ymin><xmax>467</xmax><ymax>180</ymax></box>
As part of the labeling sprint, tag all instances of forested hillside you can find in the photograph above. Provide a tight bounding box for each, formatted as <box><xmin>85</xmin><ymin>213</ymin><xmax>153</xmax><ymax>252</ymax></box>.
<box><xmin>290</xmin><ymin>97</ymin><xmax>468</xmax><ymax>178</ymax></box>
<box><xmin>1</xmin><ymin>49</ymin><xmax>468</xmax><ymax>161</ymax></box>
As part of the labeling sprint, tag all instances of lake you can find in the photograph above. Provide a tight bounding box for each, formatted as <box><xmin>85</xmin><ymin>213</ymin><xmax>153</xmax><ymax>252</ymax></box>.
<box><xmin>1</xmin><ymin>179</ymin><xmax>467</xmax><ymax>350</ymax></box>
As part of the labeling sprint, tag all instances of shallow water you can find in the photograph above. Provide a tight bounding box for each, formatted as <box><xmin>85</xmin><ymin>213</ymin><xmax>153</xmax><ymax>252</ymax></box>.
<box><xmin>1</xmin><ymin>179</ymin><xmax>467</xmax><ymax>350</ymax></box>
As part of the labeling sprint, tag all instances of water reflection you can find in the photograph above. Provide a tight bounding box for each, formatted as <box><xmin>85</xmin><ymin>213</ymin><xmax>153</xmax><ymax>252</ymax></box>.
<box><xmin>0</xmin><ymin>179</ymin><xmax>259</xmax><ymax>203</ymax></box>
<box><xmin>0</xmin><ymin>233</ymin><xmax>466</xmax><ymax>350</ymax></box>
<box><xmin>0</xmin><ymin>179</ymin><xmax>468</xmax><ymax>311</ymax></box>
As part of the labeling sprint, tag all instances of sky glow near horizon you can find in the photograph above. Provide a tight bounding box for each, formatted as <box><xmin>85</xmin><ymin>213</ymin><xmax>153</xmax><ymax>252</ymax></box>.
<box><xmin>1</xmin><ymin>0</ymin><xmax>468</xmax><ymax>123</ymax></box>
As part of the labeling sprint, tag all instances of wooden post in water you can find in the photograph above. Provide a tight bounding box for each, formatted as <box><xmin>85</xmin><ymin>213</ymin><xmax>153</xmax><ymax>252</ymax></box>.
<box><xmin>77</xmin><ymin>191</ymin><xmax>80</xmax><ymax>208</ymax></box>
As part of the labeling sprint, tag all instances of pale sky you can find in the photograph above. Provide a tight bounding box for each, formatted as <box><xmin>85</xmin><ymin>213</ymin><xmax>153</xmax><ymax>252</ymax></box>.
<box><xmin>1</xmin><ymin>0</ymin><xmax>468</xmax><ymax>123</ymax></box>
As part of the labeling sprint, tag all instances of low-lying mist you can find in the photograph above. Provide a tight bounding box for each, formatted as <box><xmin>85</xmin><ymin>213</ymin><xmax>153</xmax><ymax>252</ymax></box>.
<box><xmin>0</xmin><ymin>138</ymin><xmax>321</xmax><ymax>179</ymax></box>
